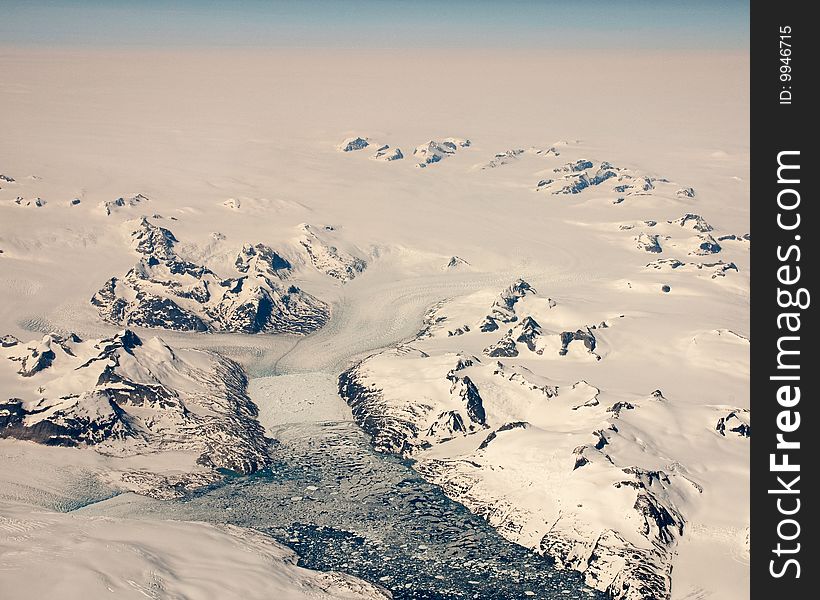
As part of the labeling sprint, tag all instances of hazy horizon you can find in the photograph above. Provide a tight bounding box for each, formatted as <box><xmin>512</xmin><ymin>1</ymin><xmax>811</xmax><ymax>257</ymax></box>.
<box><xmin>2</xmin><ymin>0</ymin><xmax>749</xmax><ymax>50</ymax></box>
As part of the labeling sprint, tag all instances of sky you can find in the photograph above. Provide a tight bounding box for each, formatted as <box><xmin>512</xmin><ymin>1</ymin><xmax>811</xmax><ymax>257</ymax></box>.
<box><xmin>1</xmin><ymin>1</ymin><xmax>748</xmax><ymax>50</ymax></box>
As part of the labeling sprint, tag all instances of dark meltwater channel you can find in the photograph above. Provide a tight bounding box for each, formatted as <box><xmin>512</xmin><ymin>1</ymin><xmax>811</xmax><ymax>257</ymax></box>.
<box><xmin>97</xmin><ymin>420</ymin><xmax>603</xmax><ymax>599</ymax></box>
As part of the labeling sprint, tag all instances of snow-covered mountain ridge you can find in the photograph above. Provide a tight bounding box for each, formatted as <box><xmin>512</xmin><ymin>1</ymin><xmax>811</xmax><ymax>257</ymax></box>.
<box><xmin>339</xmin><ymin>278</ymin><xmax>749</xmax><ymax>599</ymax></box>
<box><xmin>0</xmin><ymin>329</ymin><xmax>272</xmax><ymax>499</ymax></box>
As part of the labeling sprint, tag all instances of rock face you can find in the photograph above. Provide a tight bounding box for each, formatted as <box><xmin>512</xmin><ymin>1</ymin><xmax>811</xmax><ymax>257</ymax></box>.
<box><xmin>559</xmin><ymin>328</ymin><xmax>598</xmax><ymax>357</ymax></box>
<box><xmin>371</xmin><ymin>145</ymin><xmax>404</xmax><ymax>161</ymax></box>
<box><xmin>535</xmin><ymin>160</ymin><xmax>678</xmax><ymax>199</ymax></box>
<box><xmin>646</xmin><ymin>258</ymin><xmax>739</xmax><ymax>280</ymax></box>
<box><xmin>486</xmin><ymin>278</ymin><xmax>535</xmax><ymax>323</ymax></box>
<box><xmin>484</xmin><ymin>333</ymin><xmax>518</xmax><ymax>357</ymax></box>
<box><xmin>91</xmin><ymin>218</ymin><xmax>329</xmax><ymax>334</ymax></box>
<box><xmin>715</xmin><ymin>409</ymin><xmax>751</xmax><ymax>437</ymax></box>
<box><xmin>554</xmin><ymin>159</ymin><xmax>594</xmax><ymax>173</ymax></box>
<box><xmin>636</xmin><ymin>232</ymin><xmax>663</xmax><ymax>253</ymax></box>
<box><xmin>413</xmin><ymin>138</ymin><xmax>471</xmax><ymax>168</ymax></box>
<box><xmin>235</xmin><ymin>243</ymin><xmax>292</xmax><ymax>277</ymax></box>
<box><xmin>101</xmin><ymin>193</ymin><xmax>149</xmax><ymax>215</ymax></box>
<box><xmin>690</xmin><ymin>234</ymin><xmax>722</xmax><ymax>256</ymax></box>
<box><xmin>0</xmin><ymin>330</ymin><xmax>272</xmax><ymax>498</ymax></box>
<box><xmin>670</xmin><ymin>213</ymin><xmax>712</xmax><ymax>232</ymax></box>
<box><xmin>445</xmin><ymin>255</ymin><xmax>469</xmax><ymax>269</ymax></box>
<box><xmin>297</xmin><ymin>223</ymin><xmax>367</xmax><ymax>282</ymax></box>
<box><xmin>338</xmin><ymin>137</ymin><xmax>370</xmax><ymax>152</ymax></box>
<box><xmin>480</xmin><ymin>148</ymin><xmax>525</xmax><ymax>169</ymax></box>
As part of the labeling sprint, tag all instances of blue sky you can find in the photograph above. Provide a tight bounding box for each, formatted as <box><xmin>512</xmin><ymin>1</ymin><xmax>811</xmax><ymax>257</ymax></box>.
<box><xmin>1</xmin><ymin>1</ymin><xmax>749</xmax><ymax>50</ymax></box>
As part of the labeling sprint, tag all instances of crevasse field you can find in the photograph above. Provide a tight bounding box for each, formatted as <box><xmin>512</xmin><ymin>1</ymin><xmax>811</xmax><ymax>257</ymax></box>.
<box><xmin>0</xmin><ymin>48</ymin><xmax>748</xmax><ymax>600</ymax></box>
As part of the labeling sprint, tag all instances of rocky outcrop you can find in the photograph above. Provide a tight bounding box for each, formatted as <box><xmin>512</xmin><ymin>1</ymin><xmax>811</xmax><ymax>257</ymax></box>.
<box><xmin>669</xmin><ymin>213</ymin><xmax>712</xmax><ymax>232</ymax></box>
<box><xmin>91</xmin><ymin>218</ymin><xmax>329</xmax><ymax>334</ymax></box>
<box><xmin>484</xmin><ymin>333</ymin><xmax>518</xmax><ymax>357</ymax></box>
<box><xmin>445</xmin><ymin>255</ymin><xmax>469</xmax><ymax>269</ymax></box>
<box><xmin>338</xmin><ymin>365</ymin><xmax>420</xmax><ymax>455</ymax></box>
<box><xmin>486</xmin><ymin>278</ymin><xmax>535</xmax><ymax>323</ymax></box>
<box><xmin>636</xmin><ymin>232</ymin><xmax>663</xmax><ymax>253</ymax></box>
<box><xmin>560</xmin><ymin>328</ymin><xmax>598</xmax><ymax>357</ymax></box>
<box><xmin>101</xmin><ymin>193</ymin><xmax>149</xmax><ymax>215</ymax></box>
<box><xmin>0</xmin><ymin>330</ymin><xmax>272</xmax><ymax>498</ymax></box>
<box><xmin>646</xmin><ymin>258</ymin><xmax>738</xmax><ymax>279</ymax></box>
<box><xmin>481</xmin><ymin>148</ymin><xmax>525</xmax><ymax>169</ymax></box>
<box><xmin>371</xmin><ymin>145</ymin><xmax>403</xmax><ymax>161</ymax></box>
<box><xmin>715</xmin><ymin>409</ymin><xmax>751</xmax><ymax>437</ymax></box>
<box><xmin>297</xmin><ymin>223</ymin><xmax>367</xmax><ymax>282</ymax></box>
<box><xmin>338</xmin><ymin>137</ymin><xmax>370</xmax><ymax>152</ymax></box>
<box><xmin>514</xmin><ymin>316</ymin><xmax>543</xmax><ymax>352</ymax></box>
<box><xmin>554</xmin><ymin>159</ymin><xmax>594</xmax><ymax>173</ymax></box>
<box><xmin>535</xmin><ymin>159</ymin><xmax>674</xmax><ymax>198</ymax></box>
<box><xmin>235</xmin><ymin>243</ymin><xmax>292</xmax><ymax>278</ymax></box>
<box><xmin>413</xmin><ymin>138</ymin><xmax>471</xmax><ymax>168</ymax></box>
<box><xmin>690</xmin><ymin>234</ymin><xmax>722</xmax><ymax>256</ymax></box>
<box><xmin>448</xmin><ymin>374</ymin><xmax>487</xmax><ymax>427</ymax></box>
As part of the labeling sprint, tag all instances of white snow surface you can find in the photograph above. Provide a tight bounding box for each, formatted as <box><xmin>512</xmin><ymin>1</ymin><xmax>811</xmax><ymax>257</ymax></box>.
<box><xmin>0</xmin><ymin>48</ymin><xmax>748</xmax><ymax>600</ymax></box>
<box><xmin>0</xmin><ymin>500</ymin><xmax>389</xmax><ymax>600</ymax></box>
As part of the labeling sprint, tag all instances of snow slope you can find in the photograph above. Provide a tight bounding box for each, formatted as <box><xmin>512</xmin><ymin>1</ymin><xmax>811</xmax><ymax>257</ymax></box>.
<box><xmin>0</xmin><ymin>48</ymin><xmax>748</xmax><ymax>600</ymax></box>
<box><xmin>340</xmin><ymin>278</ymin><xmax>749</xmax><ymax>599</ymax></box>
<box><xmin>0</xmin><ymin>500</ymin><xmax>389</xmax><ymax>600</ymax></box>
<box><xmin>0</xmin><ymin>330</ymin><xmax>272</xmax><ymax>498</ymax></box>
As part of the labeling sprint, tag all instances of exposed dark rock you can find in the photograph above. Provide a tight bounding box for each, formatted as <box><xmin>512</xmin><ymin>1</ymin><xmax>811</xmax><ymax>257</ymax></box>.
<box><xmin>339</xmin><ymin>366</ymin><xmax>419</xmax><ymax>455</ymax></box>
<box><xmin>102</xmin><ymin>193</ymin><xmax>149</xmax><ymax>215</ymax></box>
<box><xmin>413</xmin><ymin>138</ymin><xmax>470</xmax><ymax>168</ymax></box>
<box><xmin>606</xmin><ymin>402</ymin><xmax>635</xmax><ymax>417</ymax></box>
<box><xmin>298</xmin><ymin>224</ymin><xmax>367</xmax><ymax>282</ymax></box>
<box><xmin>487</xmin><ymin>279</ymin><xmax>535</xmax><ymax>323</ymax></box>
<box><xmin>426</xmin><ymin>410</ymin><xmax>466</xmax><ymax>438</ymax></box>
<box><xmin>372</xmin><ymin>145</ymin><xmax>403</xmax><ymax>161</ymax></box>
<box><xmin>484</xmin><ymin>333</ymin><xmax>518</xmax><ymax>358</ymax></box>
<box><xmin>451</xmin><ymin>375</ymin><xmax>486</xmax><ymax>426</ymax></box>
<box><xmin>691</xmin><ymin>234</ymin><xmax>722</xmax><ymax>256</ymax></box>
<box><xmin>716</xmin><ymin>410</ymin><xmax>751</xmax><ymax>437</ymax></box>
<box><xmin>235</xmin><ymin>243</ymin><xmax>292</xmax><ymax>277</ymax></box>
<box><xmin>477</xmin><ymin>421</ymin><xmax>528</xmax><ymax>451</ymax></box>
<box><xmin>446</xmin><ymin>256</ymin><xmax>469</xmax><ymax>269</ymax></box>
<box><xmin>636</xmin><ymin>232</ymin><xmax>663</xmax><ymax>253</ymax></box>
<box><xmin>479</xmin><ymin>315</ymin><xmax>499</xmax><ymax>332</ymax></box>
<box><xmin>669</xmin><ymin>213</ymin><xmax>712</xmax><ymax>232</ymax></box>
<box><xmin>554</xmin><ymin>159</ymin><xmax>594</xmax><ymax>173</ymax></box>
<box><xmin>0</xmin><ymin>330</ymin><xmax>273</xmax><ymax>490</ymax></box>
<box><xmin>559</xmin><ymin>328</ymin><xmax>597</xmax><ymax>356</ymax></box>
<box><xmin>515</xmin><ymin>316</ymin><xmax>542</xmax><ymax>352</ymax></box>
<box><xmin>92</xmin><ymin>220</ymin><xmax>329</xmax><ymax>334</ymax></box>
<box><xmin>447</xmin><ymin>325</ymin><xmax>471</xmax><ymax>337</ymax></box>
<box><xmin>1</xmin><ymin>335</ymin><xmax>20</xmax><ymax>348</ymax></box>
<box><xmin>339</xmin><ymin>137</ymin><xmax>369</xmax><ymax>152</ymax></box>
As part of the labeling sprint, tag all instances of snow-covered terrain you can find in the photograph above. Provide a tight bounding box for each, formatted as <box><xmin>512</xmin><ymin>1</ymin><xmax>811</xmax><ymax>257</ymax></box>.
<box><xmin>339</xmin><ymin>277</ymin><xmax>749</xmax><ymax>599</ymax></box>
<box><xmin>0</xmin><ymin>500</ymin><xmax>389</xmax><ymax>600</ymax></box>
<box><xmin>91</xmin><ymin>218</ymin><xmax>331</xmax><ymax>333</ymax></box>
<box><xmin>0</xmin><ymin>329</ymin><xmax>272</xmax><ymax>498</ymax></box>
<box><xmin>0</xmin><ymin>48</ymin><xmax>748</xmax><ymax>599</ymax></box>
